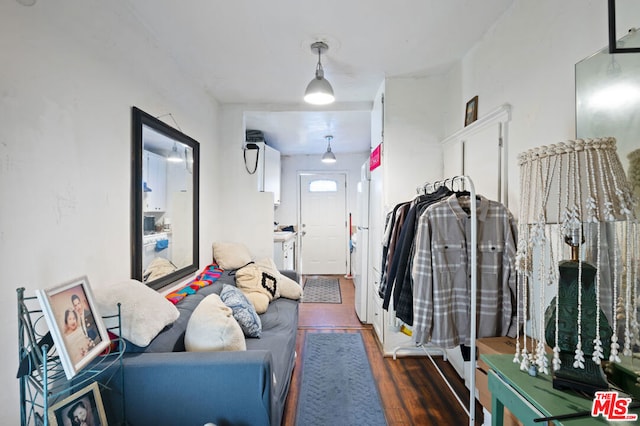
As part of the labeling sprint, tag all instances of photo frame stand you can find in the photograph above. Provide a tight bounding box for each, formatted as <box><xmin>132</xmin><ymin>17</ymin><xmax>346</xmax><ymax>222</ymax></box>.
<box><xmin>17</xmin><ymin>288</ymin><xmax>127</xmax><ymax>425</ymax></box>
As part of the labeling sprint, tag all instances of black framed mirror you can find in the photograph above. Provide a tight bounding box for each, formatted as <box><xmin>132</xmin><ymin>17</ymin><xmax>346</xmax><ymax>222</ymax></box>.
<box><xmin>608</xmin><ymin>0</ymin><xmax>640</xmax><ymax>53</ymax></box>
<box><xmin>131</xmin><ymin>107</ymin><xmax>200</xmax><ymax>290</ymax></box>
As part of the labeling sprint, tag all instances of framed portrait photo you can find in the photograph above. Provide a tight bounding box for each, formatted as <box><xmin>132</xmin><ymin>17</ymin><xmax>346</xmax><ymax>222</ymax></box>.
<box><xmin>36</xmin><ymin>276</ymin><xmax>110</xmax><ymax>380</ymax></box>
<box><xmin>48</xmin><ymin>382</ymin><xmax>108</xmax><ymax>426</ymax></box>
<box><xmin>464</xmin><ymin>95</ymin><xmax>478</xmax><ymax>126</ymax></box>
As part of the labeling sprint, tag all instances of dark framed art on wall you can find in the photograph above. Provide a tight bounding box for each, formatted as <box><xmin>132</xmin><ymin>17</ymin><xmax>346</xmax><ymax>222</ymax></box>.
<box><xmin>465</xmin><ymin>96</ymin><xmax>478</xmax><ymax>126</ymax></box>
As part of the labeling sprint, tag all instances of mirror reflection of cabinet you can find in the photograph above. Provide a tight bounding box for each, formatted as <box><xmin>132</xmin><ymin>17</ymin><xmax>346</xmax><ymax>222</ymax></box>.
<box><xmin>144</xmin><ymin>151</ymin><xmax>167</xmax><ymax>212</ymax></box>
<box><xmin>132</xmin><ymin>107</ymin><xmax>200</xmax><ymax>290</ymax></box>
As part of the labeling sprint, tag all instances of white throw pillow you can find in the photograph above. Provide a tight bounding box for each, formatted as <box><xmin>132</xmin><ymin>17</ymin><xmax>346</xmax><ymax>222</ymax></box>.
<box><xmin>94</xmin><ymin>279</ymin><xmax>180</xmax><ymax>347</ymax></box>
<box><xmin>185</xmin><ymin>294</ymin><xmax>246</xmax><ymax>352</ymax></box>
<box><xmin>212</xmin><ymin>241</ymin><xmax>252</xmax><ymax>270</ymax></box>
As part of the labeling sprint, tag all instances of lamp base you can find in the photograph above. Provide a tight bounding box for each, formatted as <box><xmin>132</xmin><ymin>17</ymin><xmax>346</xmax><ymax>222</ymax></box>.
<box><xmin>552</xmin><ymin>352</ymin><xmax>609</xmax><ymax>396</ymax></box>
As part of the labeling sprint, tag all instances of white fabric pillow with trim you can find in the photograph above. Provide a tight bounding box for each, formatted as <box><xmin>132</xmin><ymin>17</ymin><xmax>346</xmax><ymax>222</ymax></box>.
<box><xmin>255</xmin><ymin>257</ymin><xmax>303</xmax><ymax>300</ymax></box>
<box><xmin>212</xmin><ymin>242</ymin><xmax>252</xmax><ymax>270</ymax></box>
<box><xmin>185</xmin><ymin>294</ymin><xmax>246</xmax><ymax>352</ymax></box>
<box><xmin>94</xmin><ymin>279</ymin><xmax>180</xmax><ymax>347</ymax></box>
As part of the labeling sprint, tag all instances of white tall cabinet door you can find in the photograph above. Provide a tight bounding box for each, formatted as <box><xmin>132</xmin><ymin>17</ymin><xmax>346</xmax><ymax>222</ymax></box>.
<box><xmin>144</xmin><ymin>151</ymin><xmax>167</xmax><ymax>212</ymax></box>
<box><xmin>366</xmin><ymin>79</ymin><xmax>451</xmax><ymax>356</ymax></box>
<box><xmin>254</xmin><ymin>142</ymin><xmax>281</xmax><ymax>205</ymax></box>
<box><xmin>263</xmin><ymin>144</ymin><xmax>281</xmax><ymax>205</ymax></box>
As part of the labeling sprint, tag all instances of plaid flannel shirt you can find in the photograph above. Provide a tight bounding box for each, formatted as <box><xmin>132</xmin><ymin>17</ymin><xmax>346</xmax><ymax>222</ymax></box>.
<box><xmin>411</xmin><ymin>194</ymin><xmax>518</xmax><ymax>348</ymax></box>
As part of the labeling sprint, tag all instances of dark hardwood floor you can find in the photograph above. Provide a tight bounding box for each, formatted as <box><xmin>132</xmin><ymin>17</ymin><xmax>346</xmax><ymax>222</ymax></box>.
<box><xmin>282</xmin><ymin>275</ymin><xmax>484</xmax><ymax>425</ymax></box>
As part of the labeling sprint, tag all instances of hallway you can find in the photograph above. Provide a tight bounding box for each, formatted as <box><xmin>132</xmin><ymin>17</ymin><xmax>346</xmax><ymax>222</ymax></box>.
<box><xmin>282</xmin><ymin>275</ymin><xmax>483</xmax><ymax>425</ymax></box>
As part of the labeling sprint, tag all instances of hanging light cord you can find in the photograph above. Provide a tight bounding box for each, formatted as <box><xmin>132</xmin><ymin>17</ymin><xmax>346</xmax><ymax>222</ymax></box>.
<box><xmin>316</xmin><ymin>49</ymin><xmax>323</xmax><ymax>75</ymax></box>
<box><xmin>244</xmin><ymin>146</ymin><xmax>259</xmax><ymax>174</ymax></box>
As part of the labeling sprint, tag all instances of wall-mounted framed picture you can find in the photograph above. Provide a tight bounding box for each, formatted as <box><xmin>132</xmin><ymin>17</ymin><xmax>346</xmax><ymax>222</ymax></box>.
<box><xmin>465</xmin><ymin>96</ymin><xmax>479</xmax><ymax>127</ymax></box>
<box><xmin>36</xmin><ymin>276</ymin><xmax>110</xmax><ymax>380</ymax></box>
<box><xmin>48</xmin><ymin>382</ymin><xmax>108</xmax><ymax>426</ymax></box>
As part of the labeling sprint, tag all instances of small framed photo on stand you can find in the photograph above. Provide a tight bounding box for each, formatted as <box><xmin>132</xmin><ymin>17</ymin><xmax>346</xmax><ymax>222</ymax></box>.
<box><xmin>464</xmin><ymin>96</ymin><xmax>478</xmax><ymax>126</ymax></box>
<box><xmin>48</xmin><ymin>382</ymin><xmax>108</xmax><ymax>426</ymax></box>
<box><xmin>36</xmin><ymin>276</ymin><xmax>110</xmax><ymax>380</ymax></box>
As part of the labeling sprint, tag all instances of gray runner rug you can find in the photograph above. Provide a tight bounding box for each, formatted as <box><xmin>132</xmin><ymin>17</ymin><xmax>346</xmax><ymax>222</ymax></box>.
<box><xmin>295</xmin><ymin>332</ymin><xmax>387</xmax><ymax>425</ymax></box>
<box><xmin>302</xmin><ymin>277</ymin><xmax>342</xmax><ymax>303</ymax></box>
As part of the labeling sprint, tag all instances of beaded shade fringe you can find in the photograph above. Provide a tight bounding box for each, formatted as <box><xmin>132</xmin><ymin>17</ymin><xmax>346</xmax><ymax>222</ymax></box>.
<box><xmin>515</xmin><ymin>137</ymin><xmax>638</xmax><ymax>373</ymax></box>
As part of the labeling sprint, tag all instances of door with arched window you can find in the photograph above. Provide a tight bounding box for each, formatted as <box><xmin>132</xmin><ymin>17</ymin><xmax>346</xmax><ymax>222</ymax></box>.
<box><xmin>298</xmin><ymin>173</ymin><xmax>348</xmax><ymax>275</ymax></box>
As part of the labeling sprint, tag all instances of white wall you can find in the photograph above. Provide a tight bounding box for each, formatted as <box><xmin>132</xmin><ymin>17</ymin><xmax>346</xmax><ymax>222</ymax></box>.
<box><xmin>277</xmin><ymin>152</ymin><xmax>370</xmax><ymax>228</ymax></box>
<box><xmin>0</xmin><ymin>2</ymin><xmax>221</xmax><ymax>423</ymax></box>
<box><xmin>383</xmin><ymin>75</ymin><xmax>451</xmax><ymax>208</ymax></box>
<box><xmin>216</xmin><ymin>105</ymin><xmax>277</xmax><ymax>260</ymax></box>
<box><xmin>453</xmin><ymin>0</ymin><xmax>611</xmax><ymax>218</ymax></box>
<box><xmin>1</xmin><ymin>0</ymin><xmax>631</xmax><ymax>423</ymax></box>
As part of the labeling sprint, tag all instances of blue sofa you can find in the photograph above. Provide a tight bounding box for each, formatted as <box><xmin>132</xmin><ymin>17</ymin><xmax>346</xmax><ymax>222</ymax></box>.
<box><xmin>102</xmin><ymin>270</ymin><xmax>299</xmax><ymax>426</ymax></box>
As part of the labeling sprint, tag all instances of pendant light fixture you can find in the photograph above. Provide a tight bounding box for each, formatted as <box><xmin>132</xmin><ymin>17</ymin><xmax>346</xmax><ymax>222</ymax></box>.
<box><xmin>167</xmin><ymin>142</ymin><xmax>183</xmax><ymax>162</ymax></box>
<box><xmin>304</xmin><ymin>42</ymin><xmax>335</xmax><ymax>105</ymax></box>
<box><xmin>321</xmin><ymin>135</ymin><xmax>337</xmax><ymax>163</ymax></box>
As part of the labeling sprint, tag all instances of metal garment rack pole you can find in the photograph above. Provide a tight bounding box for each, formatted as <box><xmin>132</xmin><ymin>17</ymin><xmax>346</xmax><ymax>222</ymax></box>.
<box><xmin>392</xmin><ymin>175</ymin><xmax>478</xmax><ymax>426</ymax></box>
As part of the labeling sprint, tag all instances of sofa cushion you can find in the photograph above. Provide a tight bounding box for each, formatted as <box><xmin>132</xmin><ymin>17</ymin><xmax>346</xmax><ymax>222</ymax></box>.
<box><xmin>125</xmin><ymin>283</ymin><xmax>224</xmax><ymax>353</ymax></box>
<box><xmin>185</xmin><ymin>294</ymin><xmax>246</xmax><ymax>352</ymax></box>
<box><xmin>94</xmin><ymin>279</ymin><xmax>180</xmax><ymax>347</ymax></box>
<box><xmin>220</xmin><ymin>284</ymin><xmax>262</xmax><ymax>338</ymax></box>
<box><xmin>235</xmin><ymin>263</ymin><xmax>278</xmax><ymax>314</ymax></box>
<box><xmin>255</xmin><ymin>258</ymin><xmax>303</xmax><ymax>301</ymax></box>
<box><xmin>212</xmin><ymin>241</ymin><xmax>252</xmax><ymax>270</ymax></box>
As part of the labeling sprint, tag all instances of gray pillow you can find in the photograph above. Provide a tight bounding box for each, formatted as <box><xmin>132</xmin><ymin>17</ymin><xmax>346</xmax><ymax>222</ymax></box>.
<box><xmin>220</xmin><ymin>284</ymin><xmax>262</xmax><ymax>338</ymax></box>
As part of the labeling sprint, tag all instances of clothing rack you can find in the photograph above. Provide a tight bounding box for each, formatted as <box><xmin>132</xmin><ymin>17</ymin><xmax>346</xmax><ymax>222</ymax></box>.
<box><xmin>394</xmin><ymin>175</ymin><xmax>478</xmax><ymax>426</ymax></box>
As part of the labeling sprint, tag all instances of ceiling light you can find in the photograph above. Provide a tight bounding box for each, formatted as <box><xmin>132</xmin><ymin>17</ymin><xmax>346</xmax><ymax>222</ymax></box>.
<box><xmin>167</xmin><ymin>143</ymin><xmax>183</xmax><ymax>162</ymax></box>
<box><xmin>321</xmin><ymin>135</ymin><xmax>337</xmax><ymax>163</ymax></box>
<box><xmin>304</xmin><ymin>42</ymin><xmax>335</xmax><ymax>105</ymax></box>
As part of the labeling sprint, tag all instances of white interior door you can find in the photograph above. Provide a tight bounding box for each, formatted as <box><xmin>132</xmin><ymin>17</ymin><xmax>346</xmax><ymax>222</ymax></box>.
<box><xmin>299</xmin><ymin>173</ymin><xmax>348</xmax><ymax>275</ymax></box>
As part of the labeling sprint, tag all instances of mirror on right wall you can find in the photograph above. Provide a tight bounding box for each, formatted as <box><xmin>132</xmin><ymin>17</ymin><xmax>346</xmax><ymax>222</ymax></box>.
<box><xmin>576</xmin><ymin>27</ymin><xmax>640</xmax><ymax>207</ymax></box>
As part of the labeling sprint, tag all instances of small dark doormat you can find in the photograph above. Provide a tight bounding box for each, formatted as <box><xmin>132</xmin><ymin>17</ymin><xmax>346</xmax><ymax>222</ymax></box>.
<box><xmin>295</xmin><ymin>332</ymin><xmax>387</xmax><ymax>425</ymax></box>
<box><xmin>302</xmin><ymin>277</ymin><xmax>342</xmax><ymax>303</ymax></box>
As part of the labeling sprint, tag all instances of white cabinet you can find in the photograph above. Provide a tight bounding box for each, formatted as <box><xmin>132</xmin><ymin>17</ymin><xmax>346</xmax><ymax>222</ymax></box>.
<box><xmin>255</xmin><ymin>142</ymin><xmax>281</xmax><ymax>205</ymax></box>
<box><xmin>366</xmin><ymin>79</ymin><xmax>444</xmax><ymax>356</ymax></box>
<box><xmin>273</xmin><ymin>233</ymin><xmax>295</xmax><ymax>270</ymax></box>
<box><xmin>370</xmin><ymin>266</ymin><xmax>384</xmax><ymax>342</ymax></box>
<box><xmin>144</xmin><ymin>151</ymin><xmax>167</xmax><ymax>212</ymax></box>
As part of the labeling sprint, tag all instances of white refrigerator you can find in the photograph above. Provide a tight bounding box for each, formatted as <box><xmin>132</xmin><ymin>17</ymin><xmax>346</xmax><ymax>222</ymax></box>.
<box><xmin>354</xmin><ymin>160</ymin><xmax>370</xmax><ymax>322</ymax></box>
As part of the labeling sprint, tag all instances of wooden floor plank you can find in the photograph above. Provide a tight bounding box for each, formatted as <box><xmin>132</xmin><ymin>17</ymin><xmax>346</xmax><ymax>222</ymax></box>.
<box><xmin>282</xmin><ymin>275</ymin><xmax>484</xmax><ymax>425</ymax></box>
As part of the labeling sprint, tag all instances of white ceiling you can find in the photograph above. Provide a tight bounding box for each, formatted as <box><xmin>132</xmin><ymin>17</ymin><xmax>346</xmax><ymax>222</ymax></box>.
<box><xmin>120</xmin><ymin>0</ymin><xmax>515</xmax><ymax>155</ymax></box>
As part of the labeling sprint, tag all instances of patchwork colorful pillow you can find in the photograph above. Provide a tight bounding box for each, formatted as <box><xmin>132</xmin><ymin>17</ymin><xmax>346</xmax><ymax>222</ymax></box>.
<box><xmin>220</xmin><ymin>284</ymin><xmax>262</xmax><ymax>338</ymax></box>
<box><xmin>165</xmin><ymin>263</ymin><xmax>223</xmax><ymax>305</ymax></box>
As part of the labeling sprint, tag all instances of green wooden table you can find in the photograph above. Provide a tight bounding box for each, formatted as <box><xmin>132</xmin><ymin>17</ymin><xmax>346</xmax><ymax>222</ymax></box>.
<box><xmin>483</xmin><ymin>354</ymin><xmax>640</xmax><ymax>425</ymax></box>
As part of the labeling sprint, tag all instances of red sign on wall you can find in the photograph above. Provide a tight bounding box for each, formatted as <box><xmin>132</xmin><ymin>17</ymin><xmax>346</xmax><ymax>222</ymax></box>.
<box><xmin>370</xmin><ymin>143</ymin><xmax>382</xmax><ymax>171</ymax></box>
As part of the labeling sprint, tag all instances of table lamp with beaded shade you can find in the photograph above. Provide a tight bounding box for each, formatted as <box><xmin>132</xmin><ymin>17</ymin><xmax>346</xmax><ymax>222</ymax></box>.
<box><xmin>515</xmin><ymin>137</ymin><xmax>637</xmax><ymax>394</ymax></box>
